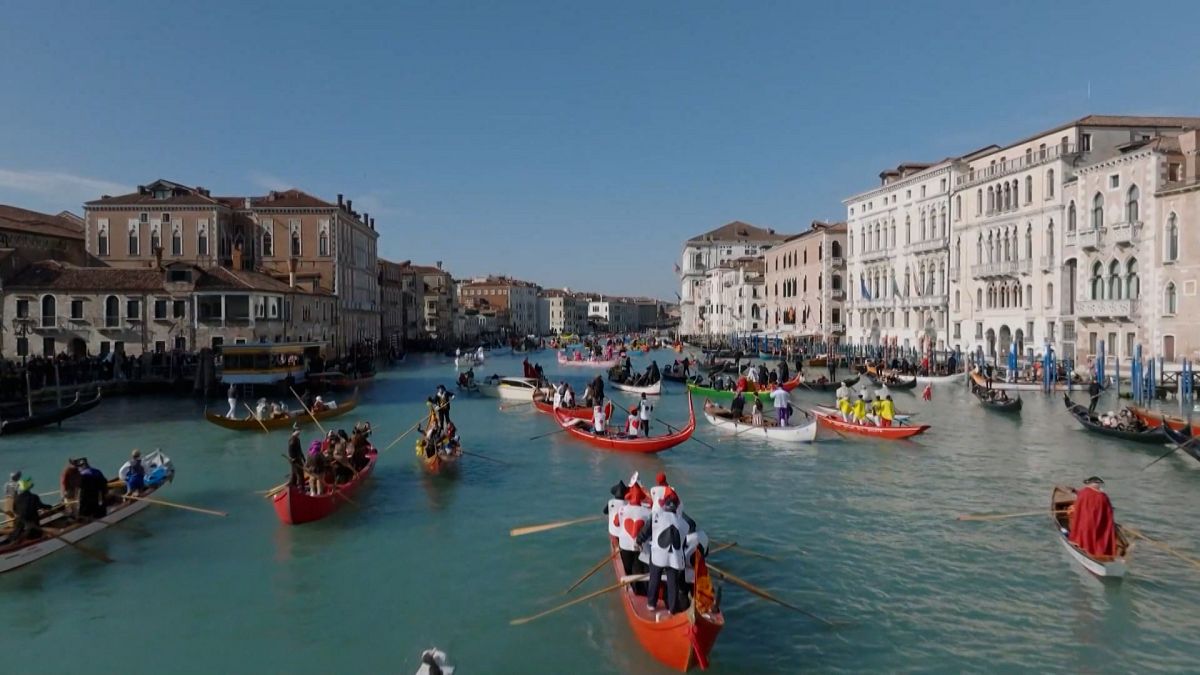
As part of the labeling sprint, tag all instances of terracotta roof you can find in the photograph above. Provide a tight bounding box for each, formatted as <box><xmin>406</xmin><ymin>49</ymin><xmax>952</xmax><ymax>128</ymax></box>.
<box><xmin>687</xmin><ymin>221</ymin><xmax>787</xmax><ymax>244</ymax></box>
<box><xmin>0</xmin><ymin>204</ymin><xmax>85</xmax><ymax>240</ymax></box>
<box><xmin>242</xmin><ymin>189</ymin><xmax>335</xmax><ymax>209</ymax></box>
<box><xmin>6</xmin><ymin>260</ymin><xmax>164</xmax><ymax>291</ymax></box>
<box><xmin>197</xmin><ymin>267</ymin><xmax>299</xmax><ymax>293</ymax></box>
<box><xmin>85</xmin><ymin>179</ymin><xmax>221</xmax><ymax>207</ymax></box>
<box><xmin>990</xmin><ymin>115</ymin><xmax>1200</xmax><ymax>156</ymax></box>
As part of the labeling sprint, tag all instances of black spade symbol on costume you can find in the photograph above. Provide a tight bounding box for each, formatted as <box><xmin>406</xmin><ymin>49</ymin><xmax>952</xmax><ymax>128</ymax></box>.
<box><xmin>657</xmin><ymin>525</ymin><xmax>682</xmax><ymax>552</ymax></box>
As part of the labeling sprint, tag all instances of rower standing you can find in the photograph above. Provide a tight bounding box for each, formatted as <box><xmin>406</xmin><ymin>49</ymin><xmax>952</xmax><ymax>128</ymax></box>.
<box><xmin>1088</xmin><ymin>379</ymin><xmax>1102</xmax><ymax>415</ymax></box>
<box><xmin>286</xmin><ymin>426</ymin><xmax>306</xmax><ymax>487</ymax></box>
<box><xmin>76</xmin><ymin>459</ymin><xmax>108</xmax><ymax>519</ymax></box>
<box><xmin>3</xmin><ymin>471</ymin><xmax>20</xmax><ymax>517</ymax></box>
<box><xmin>637</xmin><ymin>490</ymin><xmax>686</xmax><ymax>614</ymax></box>
<box><xmin>618</xmin><ymin>476</ymin><xmax>651</xmax><ymax>591</ymax></box>
<box><xmin>1068</xmin><ymin>476</ymin><xmax>1117</xmax><ymax>558</ymax></box>
<box><xmin>60</xmin><ymin>459</ymin><xmax>81</xmax><ymax>519</ymax></box>
<box><xmin>226</xmin><ymin>383</ymin><xmax>238</xmax><ymax>419</ymax></box>
<box><xmin>770</xmin><ymin>382</ymin><xmax>790</xmax><ymax>427</ymax></box>
<box><xmin>122</xmin><ymin>450</ymin><xmax>147</xmax><ymax>495</ymax></box>
<box><xmin>637</xmin><ymin>394</ymin><xmax>653</xmax><ymax>438</ymax></box>
<box><xmin>2</xmin><ymin>477</ymin><xmax>49</xmax><ymax>544</ymax></box>
<box><xmin>752</xmin><ymin>397</ymin><xmax>764</xmax><ymax>426</ymax></box>
<box><xmin>592</xmin><ymin>404</ymin><xmax>607</xmax><ymax>435</ymax></box>
<box><xmin>851</xmin><ymin>393</ymin><xmax>868</xmax><ymax>425</ymax></box>
<box><xmin>434</xmin><ymin>385</ymin><xmax>455</xmax><ymax>426</ymax></box>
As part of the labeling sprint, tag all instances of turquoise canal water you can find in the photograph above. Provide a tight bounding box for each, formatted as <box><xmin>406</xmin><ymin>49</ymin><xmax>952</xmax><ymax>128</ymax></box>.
<box><xmin>3</xmin><ymin>350</ymin><xmax>1200</xmax><ymax>673</ymax></box>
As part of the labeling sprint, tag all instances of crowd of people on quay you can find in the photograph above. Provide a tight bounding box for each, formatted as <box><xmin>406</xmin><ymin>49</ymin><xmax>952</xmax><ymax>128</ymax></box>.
<box><xmin>604</xmin><ymin>471</ymin><xmax>710</xmax><ymax>615</ymax></box>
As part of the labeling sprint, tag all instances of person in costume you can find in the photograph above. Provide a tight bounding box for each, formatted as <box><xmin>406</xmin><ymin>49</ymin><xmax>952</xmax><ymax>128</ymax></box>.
<box><xmin>1069</xmin><ymin>476</ymin><xmax>1117</xmax><ymax>558</ymax></box>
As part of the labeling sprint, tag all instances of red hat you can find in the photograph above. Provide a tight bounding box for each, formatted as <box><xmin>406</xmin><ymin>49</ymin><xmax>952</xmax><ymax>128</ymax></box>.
<box><xmin>661</xmin><ymin>488</ymin><xmax>680</xmax><ymax>510</ymax></box>
<box><xmin>656</xmin><ymin>472</ymin><xmax>668</xmax><ymax>486</ymax></box>
<box><xmin>625</xmin><ymin>483</ymin><xmax>648</xmax><ymax>504</ymax></box>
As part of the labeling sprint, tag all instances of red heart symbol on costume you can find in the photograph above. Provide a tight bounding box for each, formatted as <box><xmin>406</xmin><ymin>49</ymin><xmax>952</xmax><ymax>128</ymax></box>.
<box><xmin>624</xmin><ymin>518</ymin><xmax>645</xmax><ymax>538</ymax></box>
<box><xmin>612</xmin><ymin>512</ymin><xmax>620</xmax><ymax>528</ymax></box>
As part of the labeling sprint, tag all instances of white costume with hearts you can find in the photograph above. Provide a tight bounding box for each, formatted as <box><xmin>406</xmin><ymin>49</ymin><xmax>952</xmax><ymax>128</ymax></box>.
<box><xmin>619</xmin><ymin>503</ymin><xmax>649</xmax><ymax>553</ymax></box>
<box><xmin>607</xmin><ymin>498</ymin><xmax>624</xmax><ymax>538</ymax></box>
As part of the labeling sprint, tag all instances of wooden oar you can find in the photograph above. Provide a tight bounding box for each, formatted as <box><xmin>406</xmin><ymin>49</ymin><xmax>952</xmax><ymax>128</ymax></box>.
<box><xmin>123</xmin><ymin>494</ymin><xmax>227</xmax><ymax>517</ymax></box>
<box><xmin>38</xmin><ymin>527</ymin><xmax>114</xmax><ymax>564</ymax></box>
<box><xmin>244</xmin><ymin>403</ymin><xmax>270</xmax><ymax>433</ymax></box>
<box><xmin>957</xmin><ymin>509</ymin><xmax>1067</xmax><ymax>522</ymax></box>
<box><xmin>562</xmin><ymin>551</ymin><xmax>615</xmax><ymax>594</ymax></box>
<box><xmin>511</xmin><ymin>574</ymin><xmax>648</xmax><ymax>626</ymax></box>
<box><xmin>1123</xmin><ymin>525</ymin><xmax>1200</xmax><ymax>571</ymax></box>
<box><xmin>260</xmin><ymin>481</ymin><xmax>288</xmax><ymax>497</ymax></box>
<box><xmin>383</xmin><ymin>403</ymin><xmax>447</xmax><ymax>451</ymax></box>
<box><xmin>655</xmin><ymin>417</ymin><xmax>716</xmax><ymax>451</ymax></box>
<box><xmin>289</xmin><ymin>386</ymin><xmax>326</xmax><ymax>434</ymax></box>
<box><xmin>511</xmin><ymin>514</ymin><xmax>604</xmax><ymax>537</ymax></box>
<box><xmin>1143</xmin><ymin>422</ymin><xmax>1199</xmax><ymax>471</ymax></box>
<box><xmin>707</xmin><ymin>562</ymin><xmax>836</xmax><ymax>626</ymax></box>
<box><xmin>461</xmin><ymin>450</ymin><xmax>509</xmax><ymax>466</ymax></box>
<box><xmin>529</xmin><ymin>426</ymin><xmax>570</xmax><ymax>441</ymax></box>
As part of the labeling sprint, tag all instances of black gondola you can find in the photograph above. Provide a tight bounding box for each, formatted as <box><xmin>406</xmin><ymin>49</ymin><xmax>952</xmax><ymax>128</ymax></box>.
<box><xmin>868</xmin><ymin>374</ymin><xmax>918</xmax><ymax>390</ymax></box>
<box><xmin>970</xmin><ymin>382</ymin><xmax>1022</xmax><ymax>413</ymax></box>
<box><xmin>792</xmin><ymin>375</ymin><xmax>861</xmax><ymax>393</ymax></box>
<box><xmin>1061</xmin><ymin>394</ymin><xmax>1167</xmax><ymax>444</ymax></box>
<box><xmin>1160</xmin><ymin>419</ymin><xmax>1200</xmax><ymax>463</ymax></box>
<box><xmin>0</xmin><ymin>389</ymin><xmax>103</xmax><ymax>435</ymax></box>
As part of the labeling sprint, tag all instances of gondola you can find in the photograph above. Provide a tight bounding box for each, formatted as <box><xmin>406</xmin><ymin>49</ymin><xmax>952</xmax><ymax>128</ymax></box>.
<box><xmin>607</xmin><ymin>376</ymin><xmax>662</xmax><ymax>396</ymax></box>
<box><xmin>1129</xmin><ymin>405</ymin><xmax>1200</xmax><ymax>434</ymax></box>
<box><xmin>702</xmin><ymin>400</ymin><xmax>816</xmax><ymax>442</ymax></box>
<box><xmin>271</xmin><ymin>447</ymin><xmax>378</xmax><ymax>524</ymax></box>
<box><xmin>867</xmin><ymin>374</ymin><xmax>918</xmax><ymax>390</ymax></box>
<box><xmin>532</xmin><ymin>391</ymin><xmax>607</xmax><ymax>421</ymax></box>
<box><xmin>607</xmin><ymin>537</ymin><xmax>723</xmax><ymax>671</ymax></box>
<box><xmin>813</xmin><ymin>411</ymin><xmax>930</xmax><ymax>439</ymax></box>
<box><xmin>1050</xmin><ymin>485</ymin><xmax>1130</xmax><ymax>578</ymax></box>
<box><xmin>1159</xmin><ymin>420</ymin><xmax>1200</xmax><ymax>463</ymax></box>
<box><xmin>0</xmin><ymin>450</ymin><xmax>174</xmax><ymax>573</ymax></box>
<box><xmin>416</xmin><ymin>438</ymin><xmax>461</xmax><ymax>476</ymax></box>
<box><xmin>552</xmin><ymin>393</ymin><xmax>696</xmax><ymax>454</ymax></box>
<box><xmin>969</xmin><ymin>381</ymin><xmax>1022</xmax><ymax>413</ymax></box>
<box><xmin>204</xmin><ymin>390</ymin><xmax>360</xmax><ymax>431</ymax></box>
<box><xmin>0</xmin><ymin>388</ymin><xmax>103</xmax><ymax>435</ymax></box>
<box><xmin>1061</xmin><ymin>394</ymin><xmax>1168</xmax><ymax>444</ymax></box>
<box><xmin>685</xmin><ymin>375</ymin><xmax>803</xmax><ymax>402</ymax></box>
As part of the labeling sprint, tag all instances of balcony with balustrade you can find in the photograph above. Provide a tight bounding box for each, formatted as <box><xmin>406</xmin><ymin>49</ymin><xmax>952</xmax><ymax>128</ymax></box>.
<box><xmin>908</xmin><ymin>238</ymin><xmax>946</xmax><ymax>255</ymax></box>
<box><xmin>1109</xmin><ymin>221</ymin><xmax>1142</xmax><ymax>247</ymax></box>
<box><xmin>826</xmin><ymin>256</ymin><xmax>845</xmax><ymax>268</ymax></box>
<box><xmin>859</xmin><ymin>248</ymin><xmax>890</xmax><ymax>263</ymax></box>
<box><xmin>1075</xmin><ymin>298</ymin><xmax>1138</xmax><ymax>320</ymax></box>
<box><xmin>970</xmin><ymin>261</ymin><xmax>1020</xmax><ymax>279</ymax></box>
<box><xmin>1017</xmin><ymin>259</ymin><xmax>1032</xmax><ymax>276</ymax></box>
<box><xmin>1077</xmin><ymin>227</ymin><xmax>1102</xmax><ymax>251</ymax></box>
<box><xmin>1039</xmin><ymin>255</ymin><xmax>1055</xmax><ymax>272</ymax></box>
<box><xmin>1064</xmin><ymin>230</ymin><xmax>1077</xmax><ymax>251</ymax></box>
<box><xmin>955</xmin><ymin>143</ymin><xmax>1078</xmax><ymax>189</ymax></box>
<box><xmin>830</xmin><ymin>288</ymin><xmax>846</xmax><ymax>300</ymax></box>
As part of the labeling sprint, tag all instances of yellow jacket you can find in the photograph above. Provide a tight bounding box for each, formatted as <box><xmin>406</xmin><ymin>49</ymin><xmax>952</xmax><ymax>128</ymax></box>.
<box><xmin>837</xmin><ymin>397</ymin><xmax>850</xmax><ymax>413</ymax></box>
<box><xmin>880</xmin><ymin>399</ymin><xmax>895</xmax><ymax>421</ymax></box>
<box><xmin>851</xmin><ymin>398</ymin><xmax>867</xmax><ymax>419</ymax></box>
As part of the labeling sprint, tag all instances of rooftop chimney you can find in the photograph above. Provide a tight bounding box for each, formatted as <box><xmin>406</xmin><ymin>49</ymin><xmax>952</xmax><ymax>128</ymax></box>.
<box><xmin>436</xmin><ymin>260</ymin><xmax>442</xmax><ymax>269</ymax></box>
<box><xmin>288</xmin><ymin>257</ymin><xmax>298</xmax><ymax>288</ymax></box>
<box><xmin>370</xmin><ymin>217</ymin><xmax>375</xmax><ymax>230</ymax></box>
<box><xmin>337</xmin><ymin>193</ymin><xmax>344</xmax><ymax>207</ymax></box>
<box><xmin>1181</xmin><ymin>129</ymin><xmax>1200</xmax><ymax>183</ymax></box>
<box><xmin>346</xmin><ymin>199</ymin><xmax>353</xmax><ymax>213</ymax></box>
<box><xmin>232</xmin><ymin>242</ymin><xmax>244</xmax><ymax>271</ymax></box>
<box><xmin>363</xmin><ymin>212</ymin><xmax>369</xmax><ymax>226</ymax></box>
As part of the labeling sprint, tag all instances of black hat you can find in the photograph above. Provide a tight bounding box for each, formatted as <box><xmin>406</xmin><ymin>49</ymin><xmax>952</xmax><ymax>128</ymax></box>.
<box><xmin>1083</xmin><ymin>476</ymin><xmax>1105</xmax><ymax>485</ymax></box>
<box><xmin>610</xmin><ymin>480</ymin><xmax>628</xmax><ymax>498</ymax></box>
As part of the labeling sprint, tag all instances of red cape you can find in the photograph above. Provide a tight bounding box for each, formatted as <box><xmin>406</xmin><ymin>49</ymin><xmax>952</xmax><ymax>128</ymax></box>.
<box><xmin>1069</xmin><ymin>486</ymin><xmax>1116</xmax><ymax>558</ymax></box>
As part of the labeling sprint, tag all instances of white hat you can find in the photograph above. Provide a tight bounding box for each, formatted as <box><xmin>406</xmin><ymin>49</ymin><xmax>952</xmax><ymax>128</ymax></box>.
<box><xmin>629</xmin><ymin>471</ymin><xmax>639</xmax><ymax>487</ymax></box>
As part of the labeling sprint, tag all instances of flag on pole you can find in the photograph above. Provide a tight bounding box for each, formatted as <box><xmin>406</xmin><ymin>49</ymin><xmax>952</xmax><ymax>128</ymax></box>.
<box><xmin>860</xmin><ymin>277</ymin><xmax>871</xmax><ymax>300</ymax></box>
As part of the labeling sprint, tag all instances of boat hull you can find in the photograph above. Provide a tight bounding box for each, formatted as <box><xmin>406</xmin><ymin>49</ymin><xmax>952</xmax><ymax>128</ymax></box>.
<box><xmin>272</xmin><ymin>450</ymin><xmax>378</xmax><ymax>525</ymax></box>
<box><xmin>702</xmin><ymin>403</ymin><xmax>816</xmax><ymax>442</ymax></box>
<box><xmin>557</xmin><ymin>352</ymin><xmax>620</xmax><ymax>368</ymax></box>
<box><xmin>477</xmin><ymin>378</ymin><xmax>541</xmax><ymax>400</ymax></box>
<box><xmin>417</xmin><ymin>441</ymin><xmax>461</xmax><ymax>476</ymax></box>
<box><xmin>814</xmin><ymin>412</ymin><xmax>929</xmax><ymax>438</ymax></box>
<box><xmin>205</xmin><ymin>395</ymin><xmax>359</xmax><ymax>431</ymax></box>
<box><xmin>608</xmin><ymin>379</ymin><xmax>662</xmax><ymax>396</ymax></box>
<box><xmin>610</xmin><ymin>538</ymin><xmax>723</xmax><ymax>671</ymax></box>
<box><xmin>1130</xmin><ymin>405</ymin><xmax>1200</xmax><ymax>434</ymax></box>
<box><xmin>554</xmin><ymin>395</ymin><xmax>695</xmax><ymax>453</ymax></box>
<box><xmin>1051</xmin><ymin>486</ymin><xmax>1128</xmax><ymax>578</ymax></box>
<box><xmin>1062</xmin><ymin>395</ymin><xmax>1168</xmax><ymax>444</ymax></box>
<box><xmin>0</xmin><ymin>390</ymin><xmax>103</xmax><ymax>435</ymax></box>
<box><xmin>533</xmin><ymin>397</ymin><xmax>599</xmax><ymax>421</ymax></box>
<box><xmin>915</xmin><ymin>372</ymin><xmax>965</xmax><ymax>384</ymax></box>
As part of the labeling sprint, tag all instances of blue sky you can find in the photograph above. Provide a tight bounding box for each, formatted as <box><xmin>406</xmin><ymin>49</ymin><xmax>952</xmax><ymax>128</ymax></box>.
<box><xmin>2</xmin><ymin>1</ymin><xmax>1199</xmax><ymax>298</ymax></box>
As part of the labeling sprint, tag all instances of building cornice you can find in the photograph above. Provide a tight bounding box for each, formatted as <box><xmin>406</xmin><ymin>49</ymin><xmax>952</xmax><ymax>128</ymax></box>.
<box><xmin>843</xmin><ymin>164</ymin><xmax>952</xmax><ymax>205</ymax></box>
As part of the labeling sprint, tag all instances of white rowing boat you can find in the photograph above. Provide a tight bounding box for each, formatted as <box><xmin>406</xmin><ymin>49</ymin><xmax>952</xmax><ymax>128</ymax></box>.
<box><xmin>608</xmin><ymin>379</ymin><xmax>662</xmax><ymax>396</ymax></box>
<box><xmin>702</xmin><ymin>400</ymin><xmax>816</xmax><ymax>442</ymax></box>
<box><xmin>477</xmin><ymin>376</ymin><xmax>543</xmax><ymax>401</ymax></box>
<box><xmin>1051</xmin><ymin>485</ymin><xmax>1130</xmax><ymax>578</ymax></box>
<box><xmin>914</xmin><ymin>372</ymin><xmax>965</xmax><ymax>384</ymax></box>
<box><xmin>0</xmin><ymin>450</ymin><xmax>174</xmax><ymax>574</ymax></box>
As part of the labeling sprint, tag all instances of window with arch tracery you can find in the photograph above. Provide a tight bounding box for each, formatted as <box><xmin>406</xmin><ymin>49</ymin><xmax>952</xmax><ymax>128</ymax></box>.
<box><xmin>1165</xmin><ymin>282</ymin><xmax>1178</xmax><ymax>314</ymax></box>
<box><xmin>1126</xmin><ymin>258</ymin><xmax>1139</xmax><ymax>299</ymax></box>
<box><xmin>1126</xmin><ymin>185</ymin><xmax>1140</xmax><ymax>223</ymax></box>
<box><xmin>1108</xmin><ymin>260</ymin><xmax>1122</xmax><ymax>299</ymax></box>
<box><xmin>1090</xmin><ymin>261</ymin><xmax>1104</xmax><ymax>300</ymax></box>
<box><xmin>1166</xmin><ymin>213</ymin><xmax>1179</xmax><ymax>261</ymax></box>
<box><xmin>1092</xmin><ymin>192</ymin><xmax>1104</xmax><ymax>230</ymax></box>
<box><xmin>1068</xmin><ymin>201</ymin><xmax>1076</xmax><ymax>232</ymax></box>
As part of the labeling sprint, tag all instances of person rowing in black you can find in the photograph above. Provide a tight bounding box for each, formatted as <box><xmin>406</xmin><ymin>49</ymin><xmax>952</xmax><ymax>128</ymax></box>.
<box><xmin>2</xmin><ymin>476</ymin><xmax>50</xmax><ymax>544</ymax></box>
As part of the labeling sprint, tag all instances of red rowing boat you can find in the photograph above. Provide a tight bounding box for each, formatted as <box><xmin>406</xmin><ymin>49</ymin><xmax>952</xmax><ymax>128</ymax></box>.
<box><xmin>814</xmin><ymin>412</ymin><xmax>930</xmax><ymax>439</ymax></box>
<box><xmin>609</xmin><ymin>538</ymin><xmax>723</xmax><ymax>670</ymax></box>
<box><xmin>1129</xmin><ymin>405</ymin><xmax>1200</xmax><ymax>434</ymax></box>
<box><xmin>553</xmin><ymin>394</ymin><xmax>695</xmax><ymax>453</ymax></box>
<box><xmin>532</xmin><ymin>392</ymin><xmax>611</xmax><ymax>422</ymax></box>
<box><xmin>272</xmin><ymin>448</ymin><xmax>378</xmax><ymax>524</ymax></box>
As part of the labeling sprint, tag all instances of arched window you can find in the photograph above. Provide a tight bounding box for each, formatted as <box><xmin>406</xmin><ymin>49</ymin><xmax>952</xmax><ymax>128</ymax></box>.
<box><xmin>939</xmin><ymin>207</ymin><xmax>947</xmax><ymax>237</ymax></box>
<box><xmin>955</xmin><ymin>195</ymin><xmax>962</xmax><ymax>221</ymax></box>
<box><xmin>1047</xmin><ymin>220</ymin><xmax>1055</xmax><ymax>255</ymax></box>
<box><xmin>291</xmin><ymin>231</ymin><xmax>302</xmax><ymax>257</ymax></box>
<box><xmin>1092</xmin><ymin>192</ymin><xmax>1104</xmax><ymax>230</ymax></box>
<box><xmin>976</xmin><ymin>288</ymin><xmax>983</xmax><ymax>308</ymax></box>
<box><xmin>803</xmin><ymin>249</ymin><xmax>808</xmax><ymax>265</ymax></box>
<box><xmin>987</xmin><ymin>186</ymin><xmax>994</xmax><ymax>212</ymax></box>
<box><xmin>831</xmin><ymin>241</ymin><xmax>842</xmax><ymax>258</ymax></box>
<box><xmin>1126</xmin><ymin>185</ymin><xmax>1140</xmax><ymax>223</ymax></box>
<box><xmin>1167</xmin><ymin>213</ymin><xmax>1179</xmax><ymax>261</ymax></box>
<box><xmin>97</xmin><ymin>223</ymin><xmax>109</xmax><ymax>256</ymax></box>
<box><xmin>1126</xmin><ymin>258</ymin><xmax>1139</xmax><ymax>299</ymax></box>
<box><xmin>976</xmin><ymin>189</ymin><xmax>983</xmax><ymax>215</ymax></box>
<box><xmin>1166</xmin><ymin>282</ymin><xmax>1178</xmax><ymax>314</ymax></box>
<box><xmin>1025</xmin><ymin>176</ymin><xmax>1033</xmax><ymax>203</ymax></box>
<box><xmin>128</xmin><ymin>223</ymin><xmax>140</xmax><ymax>256</ymax></box>
<box><xmin>171</xmin><ymin>225</ymin><xmax>183</xmax><ymax>256</ymax></box>
<box><xmin>1046</xmin><ymin>282</ymin><xmax>1054</xmax><ymax>308</ymax></box>
<box><xmin>1090</xmin><ymin>261</ymin><xmax>1104</xmax><ymax>300</ymax></box>
<box><xmin>919</xmin><ymin>211</ymin><xmax>926</xmax><ymax>240</ymax></box>
<box><xmin>1046</xmin><ymin>169</ymin><xmax>1055</xmax><ymax>198</ymax></box>
<box><xmin>693</xmin><ymin>253</ymin><xmax>703</xmax><ymax>269</ymax></box>
<box><xmin>150</xmin><ymin>224</ymin><xmax>161</xmax><ymax>252</ymax></box>
<box><xmin>197</xmin><ymin>223</ymin><xmax>209</xmax><ymax>257</ymax></box>
<box><xmin>1025</xmin><ymin>224</ymin><xmax>1032</xmax><ymax>259</ymax></box>
<box><xmin>1025</xmin><ymin>284</ymin><xmax>1032</xmax><ymax>309</ymax></box>
<box><xmin>955</xmin><ymin>237</ymin><xmax>962</xmax><ymax>270</ymax></box>
<box><xmin>1067</xmin><ymin>201</ymin><xmax>1076</xmax><ymax>232</ymax></box>
<box><xmin>1108</xmin><ymin>260</ymin><xmax>1122</xmax><ymax>300</ymax></box>
<box><xmin>905</xmin><ymin>216</ymin><xmax>911</xmax><ymax>244</ymax></box>
<box><xmin>802</xmin><ymin>276</ymin><xmax>807</xmax><ymax>292</ymax></box>
<box><xmin>976</xmin><ymin>235</ymin><xmax>982</xmax><ymax>263</ymax></box>
<box><xmin>832</xmin><ymin>274</ymin><xmax>842</xmax><ymax>290</ymax></box>
<box><xmin>891</xmin><ymin>220</ymin><xmax>897</xmax><ymax>247</ymax></box>
<box><xmin>105</xmin><ymin>295</ymin><xmax>120</xmax><ymax>327</ymax></box>
<box><xmin>262</xmin><ymin>226</ymin><xmax>273</xmax><ymax>257</ymax></box>
<box><xmin>986</xmin><ymin>232</ymin><xmax>994</xmax><ymax>263</ymax></box>
<box><xmin>41</xmin><ymin>295</ymin><xmax>56</xmax><ymax>327</ymax></box>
